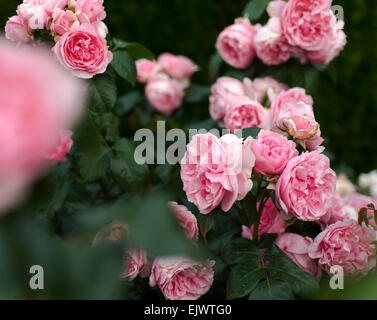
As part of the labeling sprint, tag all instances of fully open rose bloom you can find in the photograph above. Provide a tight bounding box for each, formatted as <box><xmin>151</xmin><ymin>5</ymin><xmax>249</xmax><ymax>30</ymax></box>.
<box><xmin>149</xmin><ymin>257</ymin><xmax>215</xmax><ymax>300</ymax></box>
<box><xmin>276</xmin><ymin>233</ymin><xmax>320</xmax><ymax>278</ymax></box>
<box><xmin>136</xmin><ymin>59</ymin><xmax>160</xmax><ymax>83</ymax></box>
<box><xmin>145</xmin><ymin>76</ymin><xmax>184</xmax><ymax>115</ymax></box>
<box><xmin>242</xmin><ymin>198</ymin><xmax>289</xmax><ymax>240</ymax></box>
<box><xmin>209</xmin><ymin>77</ymin><xmax>246</xmax><ymax>121</ymax></box>
<box><xmin>0</xmin><ymin>40</ymin><xmax>84</xmax><ymax>213</ymax></box>
<box><xmin>168</xmin><ymin>202</ymin><xmax>199</xmax><ymax>241</ymax></box>
<box><xmin>5</xmin><ymin>15</ymin><xmax>32</xmax><ymax>43</ymax></box>
<box><xmin>244</xmin><ymin>77</ymin><xmax>288</xmax><ymax>104</ymax></box>
<box><xmin>309</xmin><ymin>220</ymin><xmax>377</xmax><ymax>276</ymax></box>
<box><xmin>158</xmin><ymin>53</ymin><xmax>198</xmax><ymax>80</ymax></box>
<box><xmin>252</xmin><ymin>129</ymin><xmax>298</xmax><ymax>176</ymax></box>
<box><xmin>216</xmin><ymin>18</ymin><xmax>256</xmax><ymax>69</ymax></box>
<box><xmin>276</xmin><ymin>151</ymin><xmax>337</xmax><ymax>221</ymax></box>
<box><xmin>281</xmin><ymin>0</ymin><xmax>334</xmax><ymax>51</ymax></box>
<box><xmin>181</xmin><ymin>133</ymin><xmax>255</xmax><ymax>214</ymax></box>
<box><xmin>53</xmin><ymin>23</ymin><xmax>113</xmax><ymax>79</ymax></box>
<box><xmin>122</xmin><ymin>248</ymin><xmax>148</xmax><ymax>281</ymax></box>
<box><xmin>223</xmin><ymin>97</ymin><xmax>268</xmax><ymax>132</ymax></box>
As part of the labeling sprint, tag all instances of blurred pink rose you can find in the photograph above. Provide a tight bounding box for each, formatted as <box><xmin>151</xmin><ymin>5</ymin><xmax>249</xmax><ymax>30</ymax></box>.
<box><xmin>267</xmin><ymin>0</ymin><xmax>287</xmax><ymax>18</ymax></box>
<box><xmin>53</xmin><ymin>23</ymin><xmax>113</xmax><ymax>79</ymax></box>
<box><xmin>0</xmin><ymin>40</ymin><xmax>85</xmax><ymax>213</ymax></box>
<box><xmin>242</xmin><ymin>198</ymin><xmax>289</xmax><ymax>240</ymax></box>
<box><xmin>180</xmin><ymin>133</ymin><xmax>255</xmax><ymax>214</ymax></box>
<box><xmin>223</xmin><ymin>97</ymin><xmax>267</xmax><ymax>132</ymax></box>
<box><xmin>136</xmin><ymin>59</ymin><xmax>160</xmax><ymax>83</ymax></box>
<box><xmin>245</xmin><ymin>77</ymin><xmax>288</xmax><ymax>104</ymax></box>
<box><xmin>122</xmin><ymin>248</ymin><xmax>148</xmax><ymax>281</ymax></box>
<box><xmin>50</xmin><ymin>7</ymin><xmax>78</xmax><ymax>35</ymax></box>
<box><xmin>45</xmin><ymin>130</ymin><xmax>73</xmax><ymax>163</ymax></box>
<box><xmin>309</xmin><ymin>220</ymin><xmax>376</xmax><ymax>276</ymax></box>
<box><xmin>276</xmin><ymin>151</ymin><xmax>336</xmax><ymax>221</ymax></box>
<box><xmin>336</xmin><ymin>173</ymin><xmax>356</xmax><ymax>199</ymax></box>
<box><xmin>282</xmin><ymin>0</ymin><xmax>334</xmax><ymax>51</ymax></box>
<box><xmin>158</xmin><ymin>53</ymin><xmax>198</xmax><ymax>80</ymax></box>
<box><xmin>254</xmin><ymin>17</ymin><xmax>292</xmax><ymax>65</ymax></box>
<box><xmin>252</xmin><ymin>129</ymin><xmax>298</xmax><ymax>176</ymax></box>
<box><xmin>276</xmin><ymin>233</ymin><xmax>320</xmax><ymax>278</ymax></box>
<box><xmin>75</xmin><ymin>0</ymin><xmax>106</xmax><ymax>23</ymax></box>
<box><xmin>149</xmin><ymin>257</ymin><xmax>215</xmax><ymax>300</ymax></box>
<box><xmin>5</xmin><ymin>16</ymin><xmax>32</xmax><ymax>43</ymax></box>
<box><xmin>209</xmin><ymin>77</ymin><xmax>245</xmax><ymax>121</ymax></box>
<box><xmin>145</xmin><ymin>76</ymin><xmax>184</xmax><ymax>115</ymax></box>
<box><xmin>168</xmin><ymin>202</ymin><xmax>199</xmax><ymax>241</ymax></box>
<box><xmin>216</xmin><ymin>18</ymin><xmax>256</xmax><ymax>69</ymax></box>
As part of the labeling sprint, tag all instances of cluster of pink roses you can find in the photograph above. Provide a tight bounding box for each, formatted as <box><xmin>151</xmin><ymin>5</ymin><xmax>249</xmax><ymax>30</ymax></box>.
<box><xmin>95</xmin><ymin>202</ymin><xmax>214</xmax><ymax>300</ymax></box>
<box><xmin>5</xmin><ymin>0</ymin><xmax>113</xmax><ymax>79</ymax></box>
<box><xmin>136</xmin><ymin>53</ymin><xmax>198</xmax><ymax>115</ymax></box>
<box><xmin>210</xmin><ymin>75</ymin><xmax>324</xmax><ymax>150</ymax></box>
<box><xmin>216</xmin><ymin>0</ymin><xmax>346</xmax><ymax>68</ymax></box>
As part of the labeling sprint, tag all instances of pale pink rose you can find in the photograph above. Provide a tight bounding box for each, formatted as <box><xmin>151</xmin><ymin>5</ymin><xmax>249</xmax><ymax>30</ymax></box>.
<box><xmin>50</xmin><ymin>7</ymin><xmax>78</xmax><ymax>35</ymax></box>
<box><xmin>45</xmin><ymin>130</ymin><xmax>73</xmax><ymax>163</ymax></box>
<box><xmin>122</xmin><ymin>248</ymin><xmax>148</xmax><ymax>281</ymax></box>
<box><xmin>136</xmin><ymin>59</ymin><xmax>160</xmax><ymax>83</ymax></box>
<box><xmin>319</xmin><ymin>193</ymin><xmax>358</xmax><ymax>229</ymax></box>
<box><xmin>158</xmin><ymin>53</ymin><xmax>198</xmax><ymax>80</ymax></box>
<box><xmin>0</xmin><ymin>39</ymin><xmax>85</xmax><ymax>213</ymax></box>
<box><xmin>276</xmin><ymin>233</ymin><xmax>320</xmax><ymax>277</ymax></box>
<box><xmin>145</xmin><ymin>76</ymin><xmax>184</xmax><ymax>115</ymax></box>
<box><xmin>53</xmin><ymin>23</ymin><xmax>113</xmax><ymax>79</ymax></box>
<box><xmin>281</xmin><ymin>0</ymin><xmax>334</xmax><ymax>51</ymax></box>
<box><xmin>149</xmin><ymin>257</ymin><xmax>215</xmax><ymax>300</ymax></box>
<box><xmin>209</xmin><ymin>77</ymin><xmax>245</xmax><ymax>121</ymax></box>
<box><xmin>180</xmin><ymin>133</ymin><xmax>255</xmax><ymax>214</ymax></box>
<box><xmin>252</xmin><ymin>129</ymin><xmax>298</xmax><ymax>176</ymax></box>
<box><xmin>336</xmin><ymin>173</ymin><xmax>356</xmax><ymax>199</ymax></box>
<box><xmin>95</xmin><ymin>20</ymin><xmax>108</xmax><ymax>39</ymax></box>
<box><xmin>93</xmin><ymin>221</ymin><xmax>128</xmax><ymax>244</ymax></box>
<box><xmin>75</xmin><ymin>0</ymin><xmax>106</xmax><ymax>23</ymax></box>
<box><xmin>244</xmin><ymin>76</ymin><xmax>288</xmax><ymax>104</ymax></box>
<box><xmin>347</xmin><ymin>193</ymin><xmax>377</xmax><ymax>230</ymax></box>
<box><xmin>5</xmin><ymin>16</ymin><xmax>32</xmax><ymax>43</ymax></box>
<box><xmin>309</xmin><ymin>220</ymin><xmax>377</xmax><ymax>276</ymax></box>
<box><xmin>359</xmin><ymin>170</ymin><xmax>377</xmax><ymax>197</ymax></box>
<box><xmin>276</xmin><ymin>151</ymin><xmax>337</xmax><ymax>221</ymax></box>
<box><xmin>254</xmin><ymin>17</ymin><xmax>292</xmax><ymax>66</ymax></box>
<box><xmin>308</xmin><ymin>23</ymin><xmax>347</xmax><ymax>65</ymax></box>
<box><xmin>216</xmin><ymin>18</ymin><xmax>256</xmax><ymax>69</ymax></box>
<box><xmin>223</xmin><ymin>97</ymin><xmax>267</xmax><ymax>132</ymax></box>
<box><xmin>242</xmin><ymin>198</ymin><xmax>289</xmax><ymax>241</ymax></box>
<box><xmin>168</xmin><ymin>202</ymin><xmax>199</xmax><ymax>241</ymax></box>
<box><xmin>43</xmin><ymin>0</ymin><xmax>68</xmax><ymax>16</ymax></box>
<box><xmin>267</xmin><ymin>0</ymin><xmax>287</xmax><ymax>18</ymax></box>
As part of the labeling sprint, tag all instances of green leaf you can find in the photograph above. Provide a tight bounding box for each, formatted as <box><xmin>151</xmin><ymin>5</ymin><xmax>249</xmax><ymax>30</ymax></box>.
<box><xmin>243</xmin><ymin>0</ymin><xmax>270</xmax><ymax>22</ymax></box>
<box><xmin>209</xmin><ymin>52</ymin><xmax>223</xmax><ymax>81</ymax></box>
<box><xmin>110</xmin><ymin>138</ymin><xmax>149</xmax><ymax>193</ymax></box>
<box><xmin>90</xmin><ymin>73</ymin><xmax>117</xmax><ymax>112</ymax></box>
<box><xmin>111</xmin><ymin>50</ymin><xmax>137</xmax><ymax>85</ymax></box>
<box><xmin>115</xmin><ymin>91</ymin><xmax>142</xmax><ymax>116</ymax></box>
<box><xmin>238</xmin><ymin>127</ymin><xmax>262</xmax><ymax>139</ymax></box>
<box><xmin>249</xmin><ymin>280</ymin><xmax>294</xmax><ymax>300</ymax></box>
<box><xmin>113</xmin><ymin>39</ymin><xmax>154</xmax><ymax>60</ymax></box>
<box><xmin>90</xmin><ymin>111</ymin><xmax>119</xmax><ymax>142</ymax></box>
<box><xmin>184</xmin><ymin>85</ymin><xmax>211</xmax><ymax>103</ymax></box>
<box><xmin>223</xmin><ymin>238</ymin><xmax>260</xmax><ymax>264</ymax></box>
<box><xmin>241</xmin><ymin>193</ymin><xmax>258</xmax><ymax>227</ymax></box>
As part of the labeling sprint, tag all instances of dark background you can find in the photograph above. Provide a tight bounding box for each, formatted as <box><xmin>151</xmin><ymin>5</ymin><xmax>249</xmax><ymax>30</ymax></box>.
<box><xmin>1</xmin><ymin>0</ymin><xmax>376</xmax><ymax>176</ymax></box>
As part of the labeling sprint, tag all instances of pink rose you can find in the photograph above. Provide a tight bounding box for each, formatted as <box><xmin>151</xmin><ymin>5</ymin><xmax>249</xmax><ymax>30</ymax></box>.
<box><xmin>17</xmin><ymin>1</ymin><xmax>50</xmax><ymax>30</ymax></box>
<box><xmin>223</xmin><ymin>97</ymin><xmax>268</xmax><ymax>132</ymax></box>
<box><xmin>276</xmin><ymin>233</ymin><xmax>320</xmax><ymax>278</ymax></box>
<box><xmin>254</xmin><ymin>17</ymin><xmax>292</xmax><ymax>66</ymax></box>
<box><xmin>281</xmin><ymin>0</ymin><xmax>334</xmax><ymax>51</ymax></box>
<box><xmin>347</xmin><ymin>193</ymin><xmax>377</xmax><ymax>230</ymax></box>
<box><xmin>75</xmin><ymin>0</ymin><xmax>106</xmax><ymax>23</ymax></box>
<box><xmin>309</xmin><ymin>220</ymin><xmax>377</xmax><ymax>276</ymax></box>
<box><xmin>158</xmin><ymin>53</ymin><xmax>198</xmax><ymax>80</ymax></box>
<box><xmin>149</xmin><ymin>257</ymin><xmax>215</xmax><ymax>300</ymax></box>
<box><xmin>242</xmin><ymin>198</ymin><xmax>289</xmax><ymax>240</ymax></box>
<box><xmin>53</xmin><ymin>23</ymin><xmax>113</xmax><ymax>79</ymax></box>
<box><xmin>276</xmin><ymin>151</ymin><xmax>337</xmax><ymax>221</ymax></box>
<box><xmin>0</xmin><ymin>39</ymin><xmax>85</xmax><ymax>213</ymax></box>
<box><xmin>267</xmin><ymin>1</ymin><xmax>287</xmax><ymax>18</ymax></box>
<box><xmin>122</xmin><ymin>248</ymin><xmax>148</xmax><ymax>281</ymax></box>
<box><xmin>136</xmin><ymin>59</ymin><xmax>160</xmax><ymax>83</ymax></box>
<box><xmin>209</xmin><ymin>77</ymin><xmax>246</xmax><ymax>121</ymax></box>
<box><xmin>168</xmin><ymin>202</ymin><xmax>199</xmax><ymax>241</ymax></box>
<box><xmin>45</xmin><ymin>130</ymin><xmax>73</xmax><ymax>163</ymax></box>
<box><xmin>145</xmin><ymin>76</ymin><xmax>184</xmax><ymax>115</ymax></box>
<box><xmin>180</xmin><ymin>133</ymin><xmax>255</xmax><ymax>214</ymax></box>
<box><xmin>252</xmin><ymin>129</ymin><xmax>298</xmax><ymax>176</ymax></box>
<box><xmin>50</xmin><ymin>7</ymin><xmax>78</xmax><ymax>35</ymax></box>
<box><xmin>244</xmin><ymin>77</ymin><xmax>288</xmax><ymax>105</ymax></box>
<box><xmin>216</xmin><ymin>18</ymin><xmax>256</xmax><ymax>69</ymax></box>
<box><xmin>336</xmin><ymin>173</ymin><xmax>356</xmax><ymax>199</ymax></box>
<box><xmin>5</xmin><ymin>15</ymin><xmax>32</xmax><ymax>43</ymax></box>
